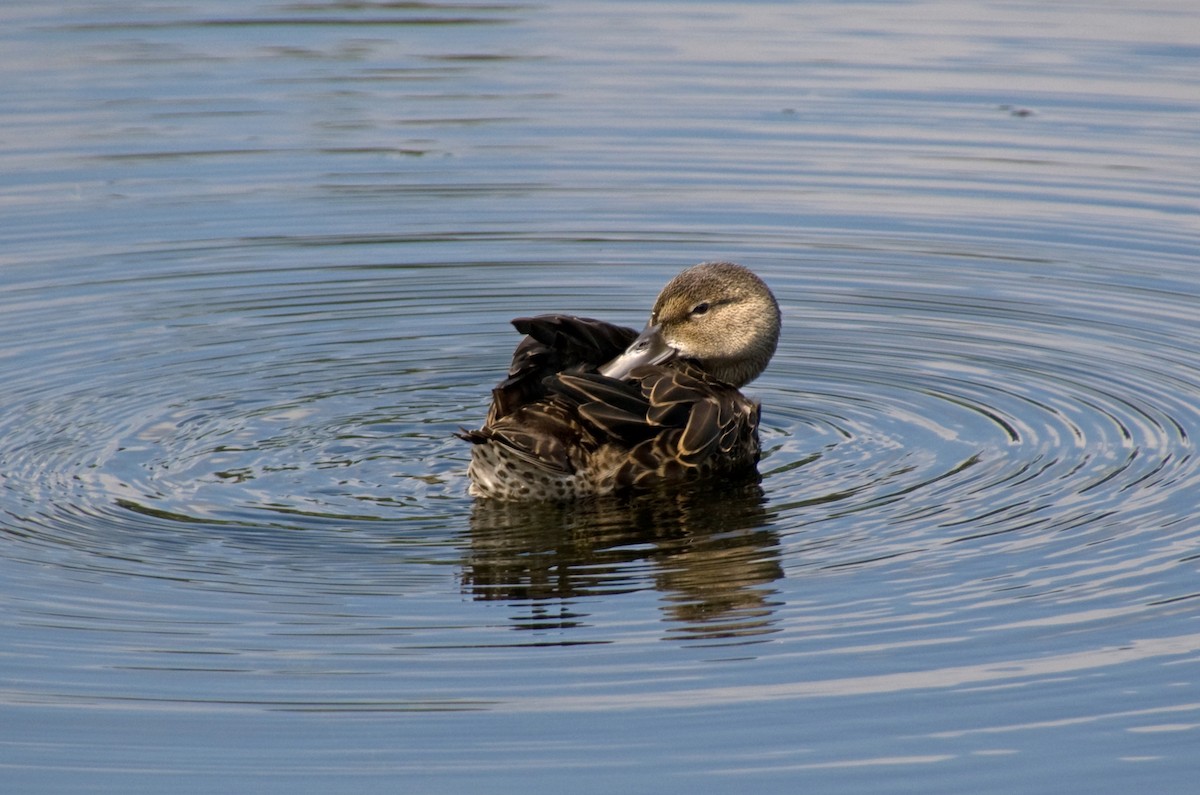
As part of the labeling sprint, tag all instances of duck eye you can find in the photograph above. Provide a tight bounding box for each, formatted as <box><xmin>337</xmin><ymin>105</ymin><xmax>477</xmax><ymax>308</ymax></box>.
<box><xmin>691</xmin><ymin>302</ymin><xmax>710</xmax><ymax>316</ymax></box>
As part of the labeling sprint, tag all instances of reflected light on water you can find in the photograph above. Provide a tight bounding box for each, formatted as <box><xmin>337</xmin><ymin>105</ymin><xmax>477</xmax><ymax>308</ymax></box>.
<box><xmin>465</xmin><ymin>484</ymin><xmax>783</xmax><ymax>642</ymax></box>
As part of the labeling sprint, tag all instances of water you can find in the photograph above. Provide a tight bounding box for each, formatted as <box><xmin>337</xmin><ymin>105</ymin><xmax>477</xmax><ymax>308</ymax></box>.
<box><xmin>3</xmin><ymin>1</ymin><xmax>1199</xmax><ymax>792</ymax></box>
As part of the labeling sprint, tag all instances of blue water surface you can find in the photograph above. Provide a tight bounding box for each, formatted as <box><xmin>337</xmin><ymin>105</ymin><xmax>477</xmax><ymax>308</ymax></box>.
<box><xmin>2</xmin><ymin>1</ymin><xmax>1198</xmax><ymax>793</ymax></box>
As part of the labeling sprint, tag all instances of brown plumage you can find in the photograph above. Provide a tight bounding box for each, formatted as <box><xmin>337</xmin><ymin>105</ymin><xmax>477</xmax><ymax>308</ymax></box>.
<box><xmin>459</xmin><ymin>262</ymin><xmax>781</xmax><ymax>500</ymax></box>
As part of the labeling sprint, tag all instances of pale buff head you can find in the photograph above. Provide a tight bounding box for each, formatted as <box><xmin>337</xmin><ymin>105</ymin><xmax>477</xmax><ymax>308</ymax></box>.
<box><xmin>601</xmin><ymin>261</ymin><xmax>780</xmax><ymax>387</ymax></box>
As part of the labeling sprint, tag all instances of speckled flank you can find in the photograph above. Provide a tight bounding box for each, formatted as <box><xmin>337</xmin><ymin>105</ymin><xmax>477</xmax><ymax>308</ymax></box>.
<box><xmin>467</xmin><ymin>442</ymin><xmax>583</xmax><ymax>500</ymax></box>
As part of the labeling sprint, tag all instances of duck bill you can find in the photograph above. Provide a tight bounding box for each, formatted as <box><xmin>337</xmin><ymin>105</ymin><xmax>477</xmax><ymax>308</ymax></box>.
<box><xmin>599</xmin><ymin>324</ymin><xmax>676</xmax><ymax>379</ymax></box>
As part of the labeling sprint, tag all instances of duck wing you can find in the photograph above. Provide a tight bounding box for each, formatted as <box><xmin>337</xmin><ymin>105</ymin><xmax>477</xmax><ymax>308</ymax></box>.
<box><xmin>631</xmin><ymin>366</ymin><xmax>757</xmax><ymax>465</ymax></box>
<box><xmin>488</xmin><ymin>314</ymin><xmax>637</xmax><ymax>422</ymax></box>
<box><xmin>550</xmin><ymin>364</ymin><xmax>761</xmax><ymax>487</ymax></box>
<box><xmin>551</xmin><ymin>371</ymin><xmax>656</xmax><ymax>443</ymax></box>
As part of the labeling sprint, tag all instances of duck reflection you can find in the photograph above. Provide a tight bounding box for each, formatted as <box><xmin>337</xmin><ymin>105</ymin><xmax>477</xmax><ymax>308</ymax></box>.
<box><xmin>463</xmin><ymin>483</ymin><xmax>783</xmax><ymax>643</ymax></box>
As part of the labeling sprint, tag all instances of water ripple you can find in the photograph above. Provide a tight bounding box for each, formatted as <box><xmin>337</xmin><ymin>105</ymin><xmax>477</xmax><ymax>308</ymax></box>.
<box><xmin>4</xmin><ymin>248</ymin><xmax>1198</xmax><ymax>631</ymax></box>
<box><xmin>3</xmin><ymin>0</ymin><xmax>1199</xmax><ymax>787</ymax></box>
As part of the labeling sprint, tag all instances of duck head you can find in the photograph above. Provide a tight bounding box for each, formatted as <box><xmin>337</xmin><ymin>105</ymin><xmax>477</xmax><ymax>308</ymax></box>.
<box><xmin>600</xmin><ymin>261</ymin><xmax>780</xmax><ymax>387</ymax></box>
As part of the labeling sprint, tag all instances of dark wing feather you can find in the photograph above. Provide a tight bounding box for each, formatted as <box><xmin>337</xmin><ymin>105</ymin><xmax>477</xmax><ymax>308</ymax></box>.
<box><xmin>461</xmin><ymin>402</ymin><xmax>579</xmax><ymax>474</ymax></box>
<box><xmin>552</xmin><ymin>373</ymin><xmax>654</xmax><ymax>443</ymax></box>
<box><xmin>511</xmin><ymin>314</ymin><xmax>638</xmax><ymax>367</ymax></box>
<box><xmin>489</xmin><ymin>315</ymin><xmax>637</xmax><ymax>421</ymax></box>
<box><xmin>551</xmin><ymin>371</ymin><xmax>646</xmax><ymax>408</ymax></box>
<box><xmin>677</xmin><ymin>397</ymin><xmax>721</xmax><ymax>464</ymax></box>
<box><xmin>641</xmin><ymin>368</ymin><xmax>709</xmax><ymax>426</ymax></box>
<box><xmin>613</xmin><ymin>364</ymin><xmax>760</xmax><ymax>487</ymax></box>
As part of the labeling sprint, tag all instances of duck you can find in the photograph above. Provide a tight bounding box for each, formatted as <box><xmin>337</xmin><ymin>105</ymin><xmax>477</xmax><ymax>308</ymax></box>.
<box><xmin>459</xmin><ymin>261</ymin><xmax>781</xmax><ymax>500</ymax></box>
